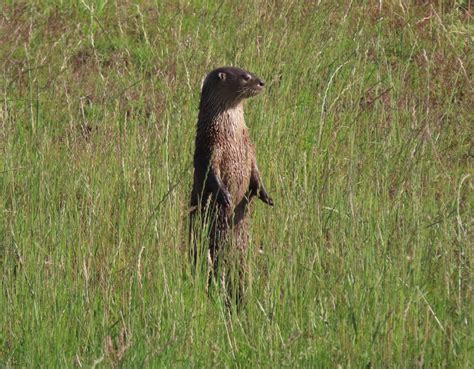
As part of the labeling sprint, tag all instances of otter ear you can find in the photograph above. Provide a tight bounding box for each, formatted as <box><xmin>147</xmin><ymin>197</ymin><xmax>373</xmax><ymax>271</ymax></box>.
<box><xmin>217</xmin><ymin>72</ymin><xmax>226</xmax><ymax>81</ymax></box>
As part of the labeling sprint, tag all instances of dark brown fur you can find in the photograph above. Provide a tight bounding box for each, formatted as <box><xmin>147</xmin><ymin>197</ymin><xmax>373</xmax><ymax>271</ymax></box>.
<box><xmin>189</xmin><ymin>67</ymin><xmax>273</xmax><ymax>305</ymax></box>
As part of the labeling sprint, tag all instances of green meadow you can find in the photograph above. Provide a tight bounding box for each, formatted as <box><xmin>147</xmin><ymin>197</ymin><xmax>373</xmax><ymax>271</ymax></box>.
<box><xmin>1</xmin><ymin>1</ymin><xmax>472</xmax><ymax>367</ymax></box>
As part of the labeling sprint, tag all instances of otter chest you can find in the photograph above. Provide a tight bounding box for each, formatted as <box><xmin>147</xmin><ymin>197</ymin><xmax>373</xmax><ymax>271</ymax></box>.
<box><xmin>216</xmin><ymin>119</ymin><xmax>253</xmax><ymax>201</ymax></box>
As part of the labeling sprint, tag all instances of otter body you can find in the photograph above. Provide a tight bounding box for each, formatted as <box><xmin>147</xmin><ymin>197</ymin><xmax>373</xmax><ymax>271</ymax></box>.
<box><xmin>190</xmin><ymin>67</ymin><xmax>273</xmax><ymax>304</ymax></box>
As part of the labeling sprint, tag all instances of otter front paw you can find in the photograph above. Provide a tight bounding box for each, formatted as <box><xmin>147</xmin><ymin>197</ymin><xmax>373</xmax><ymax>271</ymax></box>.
<box><xmin>261</xmin><ymin>194</ymin><xmax>274</xmax><ymax>206</ymax></box>
<box><xmin>217</xmin><ymin>189</ymin><xmax>232</xmax><ymax>208</ymax></box>
<box><xmin>266</xmin><ymin>196</ymin><xmax>274</xmax><ymax>206</ymax></box>
<box><xmin>259</xmin><ymin>189</ymin><xmax>274</xmax><ymax>206</ymax></box>
<box><xmin>258</xmin><ymin>186</ymin><xmax>273</xmax><ymax>206</ymax></box>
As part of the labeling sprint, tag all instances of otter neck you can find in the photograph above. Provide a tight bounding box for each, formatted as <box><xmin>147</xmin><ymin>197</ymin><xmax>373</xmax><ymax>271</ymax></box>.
<box><xmin>198</xmin><ymin>95</ymin><xmax>246</xmax><ymax>137</ymax></box>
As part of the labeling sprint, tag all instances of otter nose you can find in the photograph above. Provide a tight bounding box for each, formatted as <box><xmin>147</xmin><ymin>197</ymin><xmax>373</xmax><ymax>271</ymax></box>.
<box><xmin>258</xmin><ymin>79</ymin><xmax>265</xmax><ymax>87</ymax></box>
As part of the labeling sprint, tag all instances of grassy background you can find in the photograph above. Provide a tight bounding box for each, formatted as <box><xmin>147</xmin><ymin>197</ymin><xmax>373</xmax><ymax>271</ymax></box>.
<box><xmin>1</xmin><ymin>0</ymin><xmax>472</xmax><ymax>367</ymax></box>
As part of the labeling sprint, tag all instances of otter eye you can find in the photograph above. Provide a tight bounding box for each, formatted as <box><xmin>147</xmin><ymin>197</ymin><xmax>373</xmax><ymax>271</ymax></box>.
<box><xmin>218</xmin><ymin>72</ymin><xmax>226</xmax><ymax>81</ymax></box>
<box><xmin>241</xmin><ymin>74</ymin><xmax>251</xmax><ymax>82</ymax></box>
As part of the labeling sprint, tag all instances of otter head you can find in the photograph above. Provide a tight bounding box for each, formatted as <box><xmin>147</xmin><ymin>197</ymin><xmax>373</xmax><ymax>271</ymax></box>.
<box><xmin>201</xmin><ymin>67</ymin><xmax>265</xmax><ymax>107</ymax></box>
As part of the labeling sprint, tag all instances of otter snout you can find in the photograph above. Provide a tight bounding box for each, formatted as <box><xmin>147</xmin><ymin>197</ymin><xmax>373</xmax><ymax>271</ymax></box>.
<box><xmin>249</xmin><ymin>77</ymin><xmax>265</xmax><ymax>97</ymax></box>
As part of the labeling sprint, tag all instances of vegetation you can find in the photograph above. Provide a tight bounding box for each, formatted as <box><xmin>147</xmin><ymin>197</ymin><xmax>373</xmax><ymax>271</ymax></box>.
<box><xmin>1</xmin><ymin>1</ymin><xmax>472</xmax><ymax>367</ymax></box>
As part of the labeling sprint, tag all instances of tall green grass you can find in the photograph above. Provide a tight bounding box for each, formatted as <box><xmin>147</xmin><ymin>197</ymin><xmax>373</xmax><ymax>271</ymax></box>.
<box><xmin>1</xmin><ymin>1</ymin><xmax>472</xmax><ymax>367</ymax></box>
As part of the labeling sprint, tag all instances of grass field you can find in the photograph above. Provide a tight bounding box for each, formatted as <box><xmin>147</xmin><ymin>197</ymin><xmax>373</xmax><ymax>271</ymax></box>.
<box><xmin>1</xmin><ymin>1</ymin><xmax>473</xmax><ymax>367</ymax></box>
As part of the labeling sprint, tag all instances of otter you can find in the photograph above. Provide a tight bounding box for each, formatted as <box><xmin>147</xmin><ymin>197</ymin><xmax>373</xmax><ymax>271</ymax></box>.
<box><xmin>189</xmin><ymin>66</ymin><xmax>273</xmax><ymax>305</ymax></box>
